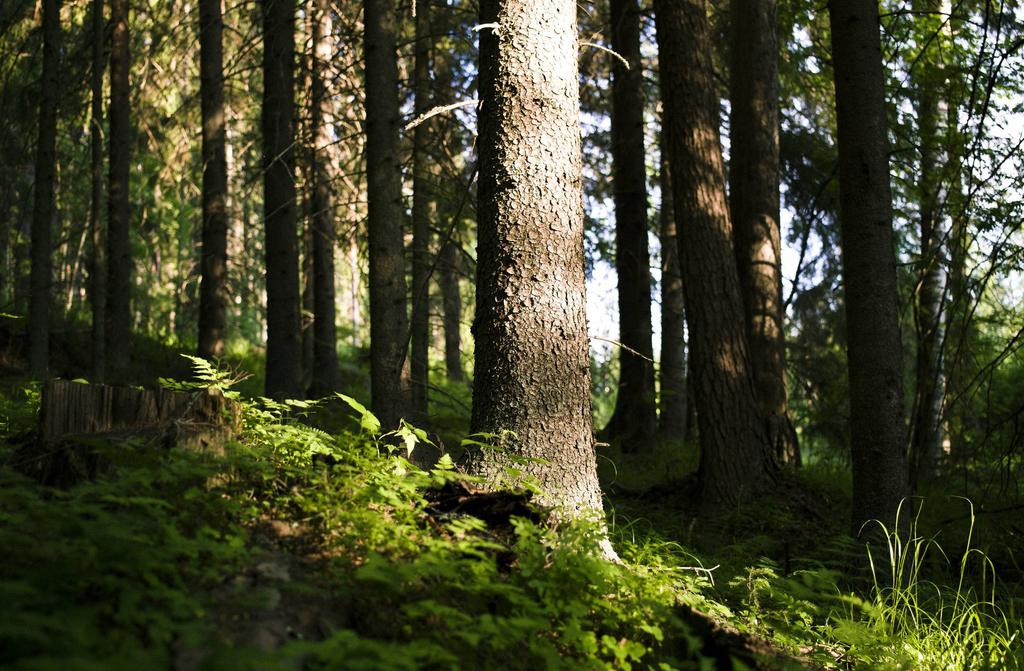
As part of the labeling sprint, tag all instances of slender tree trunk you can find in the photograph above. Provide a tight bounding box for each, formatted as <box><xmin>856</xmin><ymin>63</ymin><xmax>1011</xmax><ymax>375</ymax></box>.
<box><xmin>654</xmin><ymin>0</ymin><xmax>777</xmax><ymax>505</ymax></box>
<box><xmin>410</xmin><ymin>0</ymin><xmax>432</xmax><ymax>418</ymax></box>
<box><xmin>29</xmin><ymin>0</ymin><xmax>60</xmax><ymax>378</ymax></box>
<box><xmin>88</xmin><ymin>0</ymin><xmax>106</xmax><ymax>380</ymax></box>
<box><xmin>261</xmin><ymin>0</ymin><xmax>303</xmax><ymax>398</ymax></box>
<box><xmin>657</xmin><ymin>136</ymin><xmax>687</xmax><ymax>439</ymax></box>
<box><xmin>308</xmin><ymin>0</ymin><xmax>340</xmax><ymax>396</ymax></box>
<box><xmin>468</xmin><ymin>0</ymin><xmax>604</xmax><ymax>515</ymax></box>
<box><xmin>302</xmin><ymin>219</ymin><xmax>314</xmax><ymax>388</ymax></box>
<box><xmin>729</xmin><ymin>0</ymin><xmax>799</xmax><ymax>466</ymax></box>
<box><xmin>0</xmin><ymin>189</ymin><xmax>9</xmax><ymax>306</ymax></box>
<box><xmin>198</xmin><ymin>0</ymin><xmax>229</xmax><ymax>361</ymax></box>
<box><xmin>945</xmin><ymin>127</ymin><xmax>970</xmax><ymax>466</ymax></box>
<box><xmin>910</xmin><ymin>88</ymin><xmax>947</xmax><ymax>487</ymax></box>
<box><xmin>604</xmin><ymin>0</ymin><xmax>657</xmax><ymax>451</ymax></box>
<box><xmin>909</xmin><ymin>0</ymin><xmax>949</xmax><ymax>487</ymax></box>
<box><xmin>364</xmin><ymin>0</ymin><xmax>411</xmax><ymax>428</ymax></box>
<box><xmin>828</xmin><ymin>0</ymin><xmax>909</xmax><ymax>534</ymax></box>
<box><xmin>106</xmin><ymin>0</ymin><xmax>131</xmax><ymax>380</ymax></box>
<box><xmin>438</xmin><ymin>232</ymin><xmax>463</xmax><ymax>382</ymax></box>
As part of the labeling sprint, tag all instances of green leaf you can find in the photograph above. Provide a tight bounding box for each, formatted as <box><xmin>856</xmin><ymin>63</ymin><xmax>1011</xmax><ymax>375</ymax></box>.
<box><xmin>335</xmin><ymin>393</ymin><xmax>382</xmax><ymax>435</ymax></box>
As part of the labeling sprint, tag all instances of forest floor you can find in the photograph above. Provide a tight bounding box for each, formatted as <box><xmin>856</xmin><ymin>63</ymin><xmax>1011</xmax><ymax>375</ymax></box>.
<box><xmin>1</xmin><ymin>325</ymin><xmax>1023</xmax><ymax>670</ymax></box>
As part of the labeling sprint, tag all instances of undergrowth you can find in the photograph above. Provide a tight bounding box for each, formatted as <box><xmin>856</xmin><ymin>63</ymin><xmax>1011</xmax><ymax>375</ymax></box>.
<box><xmin>0</xmin><ymin>358</ymin><xmax>1021</xmax><ymax>670</ymax></box>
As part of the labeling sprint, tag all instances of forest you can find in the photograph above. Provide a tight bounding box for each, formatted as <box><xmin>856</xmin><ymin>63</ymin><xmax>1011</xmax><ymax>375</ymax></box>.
<box><xmin>1</xmin><ymin>0</ymin><xmax>1024</xmax><ymax>667</ymax></box>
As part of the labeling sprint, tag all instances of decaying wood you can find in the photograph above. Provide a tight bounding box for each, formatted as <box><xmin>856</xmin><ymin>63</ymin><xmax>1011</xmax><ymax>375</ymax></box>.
<box><xmin>16</xmin><ymin>380</ymin><xmax>241</xmax><ymax>486</ymax></box>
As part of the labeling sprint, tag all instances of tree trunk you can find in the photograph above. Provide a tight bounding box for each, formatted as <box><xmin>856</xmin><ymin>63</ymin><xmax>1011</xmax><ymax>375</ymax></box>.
<box><xmin>828</xmin><ymin>0</ymin><xmax>909</xmax><ymax>534</ymax></box>
<box><xmin>89</xmin><ymin>0</ymin><xmax>106</xmax><ymax>382</ymax></box>
<box><xmin>261</xmin><ymin>0</ymin><xmax>303</xmax><ymax>399</ymax></box>
<box><xmin>657</xmin><ymin>136</ymin><xmax>688</xmax><ymax>439</ymax></box>
<box><xmin>29</xmin><ymin>0</ymin><xmax>60</xmax><ymax>378</ymax></box>
<box><xmin>909</xmin><ymin>0</ymin><xmax>949</xmax><ymax>487</ymax></box>
<box><xmin>364</xmin><ymin>0</ymin><xmax>411</xmax><ymax>428</ymax></box>
<box><xmin>439</xmin><ymin>233</ymin><xmax>464</xmax><ymax>382</ymax></box>
<box><xmin>654</xmin><ymin>0</ymin><xmax>777</xmax><ymax>506</ymax></box>
<box><xmin>308</xmin><ymin>0</ymin><xmax>340</xmax><ymax>397</ymax></box>
<box><xmin>604</xmin><ymin>0</ymin><xmax>657</xmax><ymax>452</ymax></box>
<box><xmin>302</xmin><ymin>218</ymin><xmax>314</xmax><ymax>388</ymax></box>
<box><xmin>0</xmin><ymin>188</ymin><xmax>9</xmax><ymax>306</ymax></box>
<box><xmin>197</xmin><ymin>0</ymin><xmax>229</xmax><ymax>361</ymax></box>
<box><xmin>106</xmin><ymin>0</ymin><xmax>131</xmax><ymax>380</ymax></box>
<box><xmin>467</xmin><ymin>0</ymin><xmax>603</xmax><ymax>515</ymax></box>
<box><xmin>410</xmin><ymin>0</ymin><xmax>432</xmax><ymax>418</ymax></box>
<box><xmin>729</xmin><ymin>0</ymin><xmax>799</xmax><ymax>466</ymax></box>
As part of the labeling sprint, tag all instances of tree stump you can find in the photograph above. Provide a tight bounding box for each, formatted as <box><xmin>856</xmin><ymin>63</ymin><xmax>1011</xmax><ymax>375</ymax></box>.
<box><xmin>16</xmin><ymin>380</ymin><xmax>241</xmax><ymax>486</ymax></box>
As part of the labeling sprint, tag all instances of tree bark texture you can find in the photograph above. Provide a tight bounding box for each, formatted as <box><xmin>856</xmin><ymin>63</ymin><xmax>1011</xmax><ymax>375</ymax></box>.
<box><xmin>364</xmin><ymin>0</ymin><xmax>411</xmax><ymax>428</ymax></box>
<box><xmin>657</xmin><ymin>136</ymin><xmax>688</xmax><ymax>438</ymax></box>
<box><xmin>309</xmin><ymin>0</ymin><xmax>340</xmax><ymax>397</ymax></box>
<box><xmin>90</xmin><ymin>0</ymin><xmax>107</xmax><ymax>382</ymax></box>
<box><xmin>261</xmin><ymin>0</ymin><xmax>303</xmax><ymax>399</ymax></box>
<box><xmin>729</xmin><ymin>0</ymin><xmax>799</xmax><ymax>466</ymax></box>
<box><xmin>410</xmin><ymin>0</ymin><xmax>432</xmax><ymax>418</ymax></box>
<box><xmin>198</xmin><ymin>0</ymin><xmax>229</xmax><ymax>361</ymax></box>
<box><xmin>29</xmin><ymin>0</ymin><xmax>60</xmax><ymax>378</ymax></box>
<box><xmin>603</xmin><ymin>0</ymin><xmax>657</xmax><ymax>451</ymax></box>
<box><xmin>106</xmin><ymin>0</ymin><xmax>131</xmax><ymax>380</ymax></box>
<box><xmin>828</xmin><ymin>0</ymin><xmax>909</xmax><ymax>534</ymax></box>
<box><xmin>468</xmin><ymin>0</ymin><xmax>604</xmax><ymax>515</ymax></box>
<box><xmin>654</xmin><ymin>0</ymin><xmax>777</xmax><ymax>505</ymax></box>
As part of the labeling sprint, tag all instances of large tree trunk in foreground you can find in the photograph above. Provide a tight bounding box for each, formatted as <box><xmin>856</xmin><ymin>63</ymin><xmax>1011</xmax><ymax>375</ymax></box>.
<box><xmin>657</xmin><ymin>138</ymin><xmax>688</xmax><ymax>439</ymax></box>
<box><xmin>198</xmin><ymin>0</ymin><xmax>229</xmax><ymax>361</ymax></box>
<box><xmin>729</xmin><ymin>0</ymin><xmax>799</xmax><ymax>466</ymax></box>
<box><xmin>828</xmin><ymin>0</ymin><xmax>908</xmax><ymax>534</ymax></box>
<box><xmin>29</xmin><ymin>0</ymin><xmax>60</xmax><ymax>378</ymax></box>
<box><xmin>261</xmin><ymin>0</ymin><xmax>303</xmax><ymax>399</ymax></box>
<box><xmin>106</xmin><ymin>0</ymin><xmax>131</xmax><ymax>380</ymax></box>
<box><xmin>467</xmin><ymin>0</ymin><xmax>603</xmax><ymax>516</ymax></box>
<box><xmin>364</xmin><ymin>0</ymin><xmax>411</xmax><ymax>428</ymax></box>
<box><xmin>604</xmin><ymin>0</ymin><xmax>657</xmax><ymax>451</ymax></box>
<box><xmin>654</xmin><ymin>0</ymin><xmax>777</xmax><ymax>505</ymax></box>
<box><xmin>410</xmin><ymin>0</ymin><xmax>432</xmax><ymax>418</ymax></box>
<box><xmin>308</xmin><ymin>0</ymin><xmax>340</xmax><ymax>397</ymax></box>
<box><xmin>90</xmin><ymin>0</ymin><xmax>106</xmax><ymax>382</ymax></box>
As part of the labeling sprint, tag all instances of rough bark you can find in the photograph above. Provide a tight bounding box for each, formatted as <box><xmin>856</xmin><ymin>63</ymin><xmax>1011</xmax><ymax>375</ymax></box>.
<box><xmin>106</xmin><ymin>0</ymin><xmax>131</xmax><ymax>380</ymax></box>
<box><xmin>364</xmin><ymin>0</ymin><xmax>411</xmax><ymax>428</ymax></box>
<box><xmin>90</xmin><ymin>0</ymin><xmax>106</xmax><ymax>382</ymax></box>
<box><xmin>603</xmin><ymin>0</ymin><xmax>657</xmax><ymax>451</ymax></box>
<box><xmin>828</xmin><ymin>0</ymin><xmax>909</xmax><ymax>534</ymax></box>
<box><xmin>909</xmin><ymin>0</ymin><xmax>948</xmax><ymax>487</ymax></box>
<box><xmin>467</xmin><ymin>0</ymin><xmax>604</xmax><ymax>515</ymax></box>
<box><xmin>654</xmin><ymin>0</ymin><xmax>777</xmax><ymax>506</ymax></box>
<box><xmin>29</xmin><ymin>0</ymin><xmax>60</xmax><ymax>378</ymax></box>
<box><xmin>657</xmin><ymin>137</ymin><xmax>688</xmax><ymax>439</ymax></box>
<box><xmin>729</xmin><ymin>0</ymin><xmax>799</xmax><ymax>466</ymax></box>
<box><xmin>261</xmin><ymin>0</ymin><xmax>303</xmax><ymax>399</ymax></box>
<box><xmin>198</xmin><ymin>0</ymin><xmax>229</xmax><ymax>361</ymax></box>
<box><xmin>309</xmin><ymin>0</ymin><xmax>340</xmax><ymax>397</ymax></box>
<box><xmin>410</xmin><ymin>0</ymin><xmax>432</xmax><ymax>418</ymax></box>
